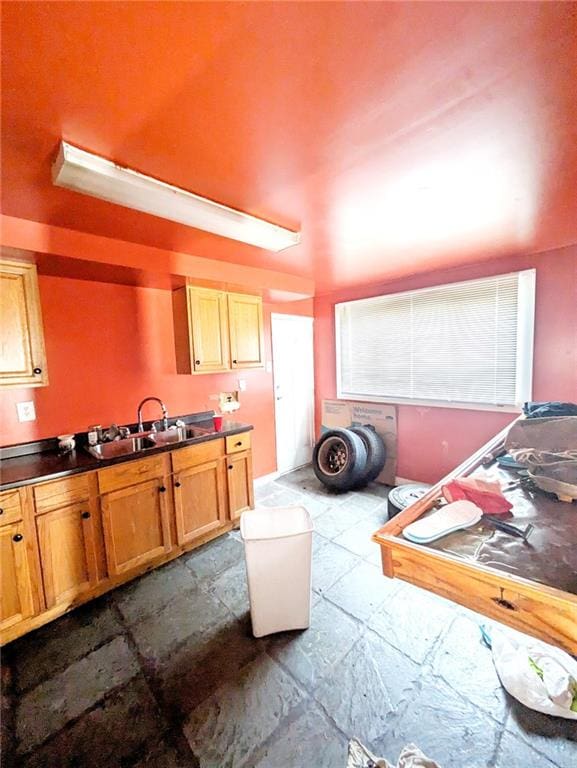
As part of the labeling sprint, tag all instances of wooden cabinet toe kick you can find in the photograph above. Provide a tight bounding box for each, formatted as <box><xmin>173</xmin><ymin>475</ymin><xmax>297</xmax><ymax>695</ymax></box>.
<box><xmin>376</xmin><ymin>538</ymin><xmax>577</xmax><ymax>655</ymax></box>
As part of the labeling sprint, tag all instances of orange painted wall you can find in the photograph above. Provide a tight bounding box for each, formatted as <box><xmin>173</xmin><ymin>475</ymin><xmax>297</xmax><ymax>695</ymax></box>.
<box><xmin>0</xmin><ymin>274</ymin><xmax>312</xmax><ymax>478</ymax></box>
<box><xmin>314</xmin><ymin>245</ymin><xmax>577</xmax><ymax>484</ymax></box>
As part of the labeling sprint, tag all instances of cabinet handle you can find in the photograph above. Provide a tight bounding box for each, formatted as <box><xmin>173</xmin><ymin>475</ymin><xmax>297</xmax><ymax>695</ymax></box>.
<box><xmin>0</xmin><ymin>508</ymin><xmax>3</xmax><ymax>515</ymax></box>
<box><xmin>228</xmin><ymin>465</ymin><xmax>233</xmax><ymax>470</ymax></box>
<box><xmin>81</xmin><ymin>511</ymin><xmax>91</xmax><ymax>519</ymax></box>
<box><xmin>195</xmin><ymin>360</ymin><xmax>201</xmax><ymax>365</ymax></box>
<box><xmin>13</xmin><ymin>533</ymin><xmax>23</xmax><ymax>542</ymax></box>
<box><xmin>33</xmin><ymin>367</ymin><xmax>42</xmax><ymax>375</ymax></box>
<box><xmin>235</xmin><ymin>441</ymin><xmax>242</xmax><ymax>447</ymax></box>
<box><xmin>174</xmin><ymin>481</ymin><xmax>181</xmax><ymax>488</ymax></box>
<box><xmin>159</xmin><ymin>486</ymin><xmax>167</xmax><ymax>493</ymax></box>
<box><xmin>232</xmin><ymin>359</ymin><xmax>237</xmax><ymax>364</ymax></box>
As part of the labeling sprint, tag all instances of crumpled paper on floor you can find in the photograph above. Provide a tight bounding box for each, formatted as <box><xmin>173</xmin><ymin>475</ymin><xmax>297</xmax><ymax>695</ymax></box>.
<box><xmin>347</xmin><ymin>739</ymin><xmax>441</xmax><ymax>768</ymax></box>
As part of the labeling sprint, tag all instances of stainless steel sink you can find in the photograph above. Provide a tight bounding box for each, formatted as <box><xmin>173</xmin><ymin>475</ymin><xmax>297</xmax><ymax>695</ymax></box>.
<box><xmin>86</xmin><ymin>424</ymin><xmax>213</xmax><ymax>460</ymax></box>
<box><xmin>151</xmin><ymin>425</ymin><xmax>211</xmax><ymax>446</ymax></box>
<box><xmin>87</xmin><ymin>435</ymin><xmax>157</xmax><ymax>460</ymax></box>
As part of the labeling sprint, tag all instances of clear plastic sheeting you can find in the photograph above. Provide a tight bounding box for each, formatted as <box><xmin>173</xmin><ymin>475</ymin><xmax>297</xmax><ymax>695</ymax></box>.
<box><xmin>424</xmin><ymin>462</ymin><xmax>577</xmax><ymax>595</ymax></box>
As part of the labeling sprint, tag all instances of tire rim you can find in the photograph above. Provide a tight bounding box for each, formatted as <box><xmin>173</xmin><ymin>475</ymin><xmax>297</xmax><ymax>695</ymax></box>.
<box><xmin>317</xmin><ymin>436</ymin><xmax>349</xmax><ymax>475</ymax></box>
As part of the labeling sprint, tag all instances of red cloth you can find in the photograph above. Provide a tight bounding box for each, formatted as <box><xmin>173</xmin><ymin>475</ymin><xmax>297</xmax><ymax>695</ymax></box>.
<box><xmin>442</xmin><ymin>477</ymin><xmax>513</xmax><ymax>515</ymax></box>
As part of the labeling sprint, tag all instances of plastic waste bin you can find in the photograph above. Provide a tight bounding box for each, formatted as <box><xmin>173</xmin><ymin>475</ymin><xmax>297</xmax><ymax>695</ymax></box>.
<box><xmin>240</xmin><ymin>505</ymin><xmax>313</xmax><ymax>638</ymax></box>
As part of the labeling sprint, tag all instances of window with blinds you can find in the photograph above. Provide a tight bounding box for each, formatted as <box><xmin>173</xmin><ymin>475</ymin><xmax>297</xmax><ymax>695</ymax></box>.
<box><xmin>336</xmin><ymin>270</ymin><xmax>536</xmax><ymax>409</ymax></box>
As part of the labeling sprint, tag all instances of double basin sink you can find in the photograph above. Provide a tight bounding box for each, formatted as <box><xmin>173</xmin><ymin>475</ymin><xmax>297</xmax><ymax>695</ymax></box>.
<box><xmin>87</xmin><ymin>425</ymin><xmax>212</xmax><ymax>460</ymax></box>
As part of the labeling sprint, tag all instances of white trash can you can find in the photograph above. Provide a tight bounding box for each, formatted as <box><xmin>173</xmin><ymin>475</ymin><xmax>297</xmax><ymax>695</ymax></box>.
<box><xmin>240</xmin><ymin>505</ymin><xmax>313</xmax><ymax>638</ymax></box>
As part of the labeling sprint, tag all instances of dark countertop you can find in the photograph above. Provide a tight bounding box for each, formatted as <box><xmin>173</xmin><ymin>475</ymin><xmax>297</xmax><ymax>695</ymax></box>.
<box><xmin>0</xmin><ymin>419</ymin><xmax>253</xmax><ymax>491</ymax></box>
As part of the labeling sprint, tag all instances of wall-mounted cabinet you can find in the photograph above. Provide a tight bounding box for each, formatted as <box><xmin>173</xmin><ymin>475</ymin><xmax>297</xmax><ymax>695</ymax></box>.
<box><xmin>0</xmin><ymin>257</ymin><xmax>48</xmax><ymax>387</ymax></box>
<box><xmin>173</xmin><ymin>285</ymin><xmax>264</xmax><ymax>374</ymax></box>
<box><xmin>228</xmin><ymin>292</ymin><xmax>265</xmax><ymax>369</ymax></box>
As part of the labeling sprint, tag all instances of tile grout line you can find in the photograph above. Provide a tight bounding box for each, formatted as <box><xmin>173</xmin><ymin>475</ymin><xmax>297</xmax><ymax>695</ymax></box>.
<box><xmin>108</xmin><ymin>598</ymin><xmax>200</xmax><ymax>767</ymax></box>
<box><xmin>13</xmin><ymin>665</ymin><xmax>143</xmax><ymax>759</ymax></box>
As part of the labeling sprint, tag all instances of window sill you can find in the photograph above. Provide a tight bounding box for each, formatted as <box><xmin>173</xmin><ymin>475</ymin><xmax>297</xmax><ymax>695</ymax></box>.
<box><xmin>336</xmin><ymin>391</ymin><xmax>522</xmax><ymax>414</ymax></box>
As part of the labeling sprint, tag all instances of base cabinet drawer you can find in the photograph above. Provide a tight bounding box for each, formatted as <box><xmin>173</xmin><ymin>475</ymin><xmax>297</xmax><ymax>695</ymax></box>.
<box><xmin>0</xmin><ymin>489</ymin><xmax>23</xmax><ymax>525</ymax></box>
<box><xmin>172</xmin><ymin>439</ymin><xmax>224</xmax><ymax>472</ymax></box>
<box><xmin>0</xmin><ymin>522</ymin><xmax>36</xmax><ymax>632</ymax></box>
<box><xmin>225</xmin><ymin>432</ymin><xmax>251</xmax><ymax>454</ymax></box>
<box><xmin>100</xmin><ymin>479</ymin><xmax>171</xmax><ymax>576</ymax></box>
<box><xmin>34</xmin><ymin>474</ymin><xmax>90</xmax><ymax>514</ymax></box>
<box><xmin>36</xmin><ymin>503</ymin><xmax>99</xmax><ymax>609</ymax></box>
<box><xmin>98</xmin><ymin>455</ymin><xmax>165</xmax><ymax>494</ymax></box>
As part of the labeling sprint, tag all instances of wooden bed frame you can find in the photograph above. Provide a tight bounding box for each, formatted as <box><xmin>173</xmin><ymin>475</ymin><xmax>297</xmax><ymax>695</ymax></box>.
<box><xmin>372</xmin><ymin>422</ymin><xmax>577</xmax><ymax>654</ymax></box>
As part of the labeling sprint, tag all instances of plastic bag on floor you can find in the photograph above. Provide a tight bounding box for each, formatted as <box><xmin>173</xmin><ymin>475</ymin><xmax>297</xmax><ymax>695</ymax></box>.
<box><xmin>347</xmin><ymin>739</ymin><xmax>441</xmax><ymax>768</ymax></box>
<box><xmin>491</xmin><ymin>629</ymin><xmax>577</xmax><ymax>719</ymax></box>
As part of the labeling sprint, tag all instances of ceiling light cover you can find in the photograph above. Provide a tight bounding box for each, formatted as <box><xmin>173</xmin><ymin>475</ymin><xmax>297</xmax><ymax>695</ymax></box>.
<box><xmin>52</xmin><ymin>141</ymin><xmax>300</xmax><ymax>252</ymax></box>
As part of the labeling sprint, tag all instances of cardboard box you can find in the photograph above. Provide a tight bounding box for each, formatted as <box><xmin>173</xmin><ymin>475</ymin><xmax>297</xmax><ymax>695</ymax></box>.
<box><xmin>320</xmin><ymin>400</ymin><xmax>397</xmax><ymax>485</ymax></box>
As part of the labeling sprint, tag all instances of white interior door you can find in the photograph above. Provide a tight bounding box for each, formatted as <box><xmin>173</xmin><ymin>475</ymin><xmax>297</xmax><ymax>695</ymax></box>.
<box><xmin>272</xmin><ymin>314</ymin><xmax>315</xmax><ymax>474</ymax></box>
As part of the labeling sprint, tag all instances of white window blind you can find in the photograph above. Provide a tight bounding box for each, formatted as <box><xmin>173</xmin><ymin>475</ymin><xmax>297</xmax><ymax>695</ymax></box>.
<box><xmin>336</xmin><ymin>270</ymin><xmax>535</xmax><ymax>410</ymax></box>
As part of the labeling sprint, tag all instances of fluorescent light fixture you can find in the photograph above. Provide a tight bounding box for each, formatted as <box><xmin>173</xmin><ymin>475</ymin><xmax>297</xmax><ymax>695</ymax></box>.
<box><xmin>52</xmin><ymin>141</ymin><xmax>301</xmax><ymax>252</ymax></box>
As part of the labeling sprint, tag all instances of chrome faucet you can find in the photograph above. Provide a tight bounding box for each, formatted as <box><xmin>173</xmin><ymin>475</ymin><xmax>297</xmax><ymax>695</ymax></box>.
<box><xmin>137</xmin><ymin>397</ymin><xmax>168</xmax><ymax>433</ymax></box>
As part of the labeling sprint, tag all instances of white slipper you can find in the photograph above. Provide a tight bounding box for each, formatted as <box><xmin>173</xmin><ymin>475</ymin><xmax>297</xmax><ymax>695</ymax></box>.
<box><xmin>403</xmin><ymin>500</ymin><xmax>482</xmax><ymax>544</ymax></box>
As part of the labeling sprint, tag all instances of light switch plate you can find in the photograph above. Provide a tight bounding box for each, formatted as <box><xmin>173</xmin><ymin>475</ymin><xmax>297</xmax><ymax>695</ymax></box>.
<box><xmin>16</xmin><ymin>401</ymin><xmax>36</xmax><ymax>422</ymax></box>
<box><xmin>238</xmin><ymin>378</ymin><xmax>247</xmax><ymax>392</ymax></box>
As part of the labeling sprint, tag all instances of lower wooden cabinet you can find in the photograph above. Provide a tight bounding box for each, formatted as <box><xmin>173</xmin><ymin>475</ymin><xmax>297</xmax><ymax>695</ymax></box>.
<box><xmin>1</xmin><ymin>432</ymin><xmax>254</xmax><ymax>644</ymax></box>
<box><xmin>173</xmin><ymin>459</ymin><xmax>227</xmax><ymax>544</ymax></box>
<box><xmin>35</xmin><ymin>502</ymin><xmax>99</xmax><ymax>609</ymax></box>
<box><xmin>0</xmin><ymin>521</ymin><xmax>36</xmax><ymax>632</ymax></box>
<box><xmin>100</xmin><ymin>478</ymin><xmax>171</xmax><ymax>576</ymax></box>
<box><xmin>226</xmin><ymin>451</ymin><xmax>254</xmax><ymax>521</ymax></box>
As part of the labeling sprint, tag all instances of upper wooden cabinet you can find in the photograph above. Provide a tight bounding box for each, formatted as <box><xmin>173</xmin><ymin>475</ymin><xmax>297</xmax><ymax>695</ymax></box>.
<box><xmin>173</xmin><ymin>285</ymin><xmax>264</xmax><ymax>374</ymax></box>
<box><xmin>228</xmin><ymin>293</ymin><xmax>264</xmax><ymax>369</ymax></box>
<box><xmin>0</xmin><ymin>257</ymin><xmax>48</xmax><ymax>387</ymax></box>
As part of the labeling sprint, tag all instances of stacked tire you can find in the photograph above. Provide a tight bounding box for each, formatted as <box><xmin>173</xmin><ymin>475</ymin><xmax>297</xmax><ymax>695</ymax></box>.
<box><xmin>312</xmin><ymin>425</ymin><xmax>386</xmax><ymax>492</ymax></box>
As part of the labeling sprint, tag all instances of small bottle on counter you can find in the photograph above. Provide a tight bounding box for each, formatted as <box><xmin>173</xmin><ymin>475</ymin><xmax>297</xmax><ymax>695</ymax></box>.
<box><xmin>87</xmin><ymin>425</ymin><xmax>102</xmax><ymax>446</ymax></box>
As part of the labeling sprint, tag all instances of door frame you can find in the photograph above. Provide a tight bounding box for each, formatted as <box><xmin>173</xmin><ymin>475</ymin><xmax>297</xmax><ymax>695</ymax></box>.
<box><xmin>271</xmin><ymin>313</ymin><xmax>315</xmax><ymax>475</ymax></box>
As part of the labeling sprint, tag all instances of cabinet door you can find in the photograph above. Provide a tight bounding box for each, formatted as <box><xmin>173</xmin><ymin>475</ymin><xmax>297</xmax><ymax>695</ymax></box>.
<box><xmin>0</xmin><ymin>522</ymin><xmax>36</xmax><ymax>632</ymax></box>
<box><xmin>36</xmin><ymin>503</ymin><xmax>99</xmax><ymax>609</ymax></box>
<box><xmin>189</xmin><ymin>287</ymin><xmax>230</xmax><ymax>372</ymax></box>
<box><xmin>228</xmin><ymin>293</ymin><xmax>264</xmax><ymax>369</ymax></box>
<box><xmin>100</xmin><ymin>479</ymin><xmax>171</xmax><ymax>576</ymax></box>
<box><xmin>174</xmin><ymin>459</ymin><xmax>227</xmax><ymax>544</ymax></box>
<box><xmin>0</xmin><ymin>258</ymin><xmax>48</xmax><ymax>387</ymax></box>
<box><xmin>226</xmin><ymin>451</ymin><xmax>254</xmax><ymax>521</ymax></box>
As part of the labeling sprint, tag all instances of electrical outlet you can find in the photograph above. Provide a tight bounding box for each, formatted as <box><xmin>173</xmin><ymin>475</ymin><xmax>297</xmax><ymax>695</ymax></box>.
<box><xmin>16</xmin><ymin>401</ymin><xmax>36</xmax><ymax>422</ymax></box>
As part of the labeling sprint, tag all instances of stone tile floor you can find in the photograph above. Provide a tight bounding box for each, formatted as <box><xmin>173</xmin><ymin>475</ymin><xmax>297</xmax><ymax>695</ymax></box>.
<box><xmin>1</xmin><ymin>465</ymin><xmax>576</xmax><ymax>767</ymax></box>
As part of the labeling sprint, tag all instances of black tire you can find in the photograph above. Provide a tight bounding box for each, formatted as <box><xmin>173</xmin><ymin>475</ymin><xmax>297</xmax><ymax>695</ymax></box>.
<box><xmin>349</xmin><ymin>425</ymin><xmax>386</xmax><ymax>488</ymax></box>
<box><xmin>312</xmin><ymin>428</ymin><xmax>368</xmax><ymax>492</ymax></box>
